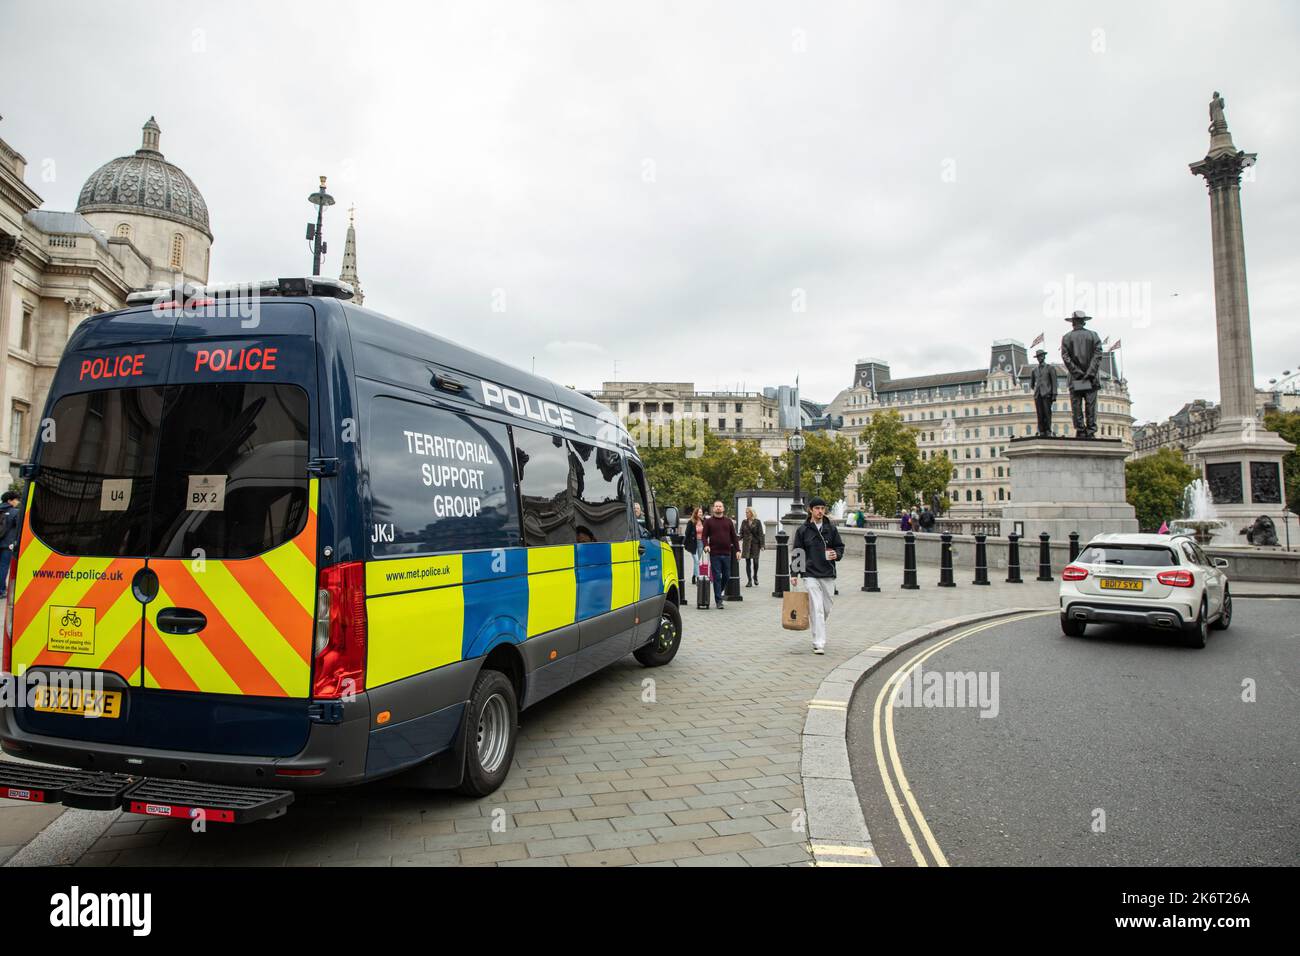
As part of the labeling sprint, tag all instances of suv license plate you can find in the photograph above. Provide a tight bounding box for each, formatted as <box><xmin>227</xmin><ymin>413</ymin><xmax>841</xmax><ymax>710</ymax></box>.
<box><xmin>1099</xmin><ymin>578</ymin><xmax>1143</xmax><ymax>591</ymax></box>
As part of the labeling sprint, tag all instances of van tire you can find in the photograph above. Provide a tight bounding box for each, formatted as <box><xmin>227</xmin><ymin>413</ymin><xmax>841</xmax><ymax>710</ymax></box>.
<box><xmin>635</xmin><ymin>602</ymin><xmax>682</xmax><ymax>667</ymax></box>
<box><xmin>456</xmin><ymin>669</ymin><xmax>518</xmax><ymax>797</ymax></box>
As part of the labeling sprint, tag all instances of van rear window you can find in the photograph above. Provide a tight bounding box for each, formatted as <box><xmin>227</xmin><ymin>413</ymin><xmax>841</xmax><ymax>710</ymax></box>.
<box><xmin>29</xmin><ymin>387</ymin><xmax>165</xmax><ymax>556</ymax></box>
<box><xmin>149</xmin><ymin>383</ymin><xmax>310</xmax><ymax>559</ymax></box>
<box><xmin>31</xmin><ymin>383</ymin><xmax>309</xmax><ymax>559</ymax></box>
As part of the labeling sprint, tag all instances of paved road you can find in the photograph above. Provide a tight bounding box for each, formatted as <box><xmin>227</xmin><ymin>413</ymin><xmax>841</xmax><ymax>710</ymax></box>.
<box><xmin>63</xmin><ymin>561</ymin><xmax>1068</xmax><ymax>866</ymax></box>
<box><xmin>847</xmin><ymin>598</ymin><xmax>1300</xmax><ymax>866</ymax></box>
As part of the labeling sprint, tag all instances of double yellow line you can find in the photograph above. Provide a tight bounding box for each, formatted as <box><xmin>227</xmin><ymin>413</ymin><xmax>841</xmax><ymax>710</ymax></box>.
<box><xmin>871</xmin><ymin>611</ymin><xmax>1053</xmax><ymax>867</ymax></box>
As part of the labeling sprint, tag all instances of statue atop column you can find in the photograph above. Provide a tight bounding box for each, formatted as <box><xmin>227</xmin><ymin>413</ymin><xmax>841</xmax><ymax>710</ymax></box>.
<box><xmin>1060</xmin><ymin>310</ymin><xmax>1102</xmax><ymax>439</ymax></box>
<box><xmin>1209</xmin><ymin>91</ymin><xmax>1227</xmax><ymax>133</ymax></box>
<box><xmin>1029</xmin><ymin>348</ymin><xmax>1056</xmax><ymax>436</ymax></box>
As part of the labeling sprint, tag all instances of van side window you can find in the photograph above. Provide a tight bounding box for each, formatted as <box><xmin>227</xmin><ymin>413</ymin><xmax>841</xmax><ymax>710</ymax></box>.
<box><xmin>568</xmin><ymin>440</ymin><xmax>628</xmax><ymax>544</ymax></box>
<box><xmin>627</xmin><ymin>460</ymin><xmax>653</xmax><ymax>539</ymax></box>
<box><xmin>30</xmin><ymin>386</ymin><xmax>165</xmax><ymax>557</ymax></box>
<box><xmin>514</xmin><ymin>426</ymin><xmax>576</xmax><ymax>546</ymax></box>
<box><xmin>368</xmin><ymin>397</ymin><xmax>519</xmax><ymax>557</ymax></box>
<box><xmin>149</xmin><ymin>383</ymin><xmax>310</xmax><ymax>559</ymax></box>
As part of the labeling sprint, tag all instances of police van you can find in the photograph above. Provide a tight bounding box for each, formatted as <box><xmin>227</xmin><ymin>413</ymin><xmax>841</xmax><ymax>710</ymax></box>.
<box><xmin>0</xmin><ymin>277</ymin><xmax>682</xmax><ymax>822</ymax></box>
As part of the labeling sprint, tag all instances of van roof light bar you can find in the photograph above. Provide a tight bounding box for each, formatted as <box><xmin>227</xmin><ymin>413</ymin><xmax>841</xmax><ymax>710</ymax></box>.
<box><xmin>125</xmin><ymin>277</ymin><xmax>355</xmax><ymax>306</ymax></box>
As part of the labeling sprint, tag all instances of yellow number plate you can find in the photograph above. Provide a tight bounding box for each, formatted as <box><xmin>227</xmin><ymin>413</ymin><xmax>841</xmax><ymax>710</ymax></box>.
<box><xmin>31</xmin><ymin>687</ymin><xmax>122</xmax><ymax>719</ymax></box>
<box><xmin>1099</xmin><ymin>578</ymin><xmax>1143</xmax><ymax>591</ymax></box>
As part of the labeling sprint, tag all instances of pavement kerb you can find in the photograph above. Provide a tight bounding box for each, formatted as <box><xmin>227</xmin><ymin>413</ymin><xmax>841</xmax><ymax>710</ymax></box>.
<box><xmin>800</xmin><ymin>605</ymin><xmax>1053</xmax><ymax>867</ymax></box>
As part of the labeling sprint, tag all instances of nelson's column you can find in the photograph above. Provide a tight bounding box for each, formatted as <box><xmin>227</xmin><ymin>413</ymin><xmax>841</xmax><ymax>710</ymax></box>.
<box><xmin>1188</xmin><ymin>92</ymin><xmax>1297</xmax><ymax>543</ymax></box>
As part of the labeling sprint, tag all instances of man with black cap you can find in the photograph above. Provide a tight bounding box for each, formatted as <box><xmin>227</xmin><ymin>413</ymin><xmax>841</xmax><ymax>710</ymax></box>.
<box><xmin>790</xmin><ymin>497</ymin><xmax>844</xmax><ymax>654</ymax></box>
<box><xmin>0</xmin><ymin>490</ymin><xmax>19</xmax><ymax>599</ymax></box>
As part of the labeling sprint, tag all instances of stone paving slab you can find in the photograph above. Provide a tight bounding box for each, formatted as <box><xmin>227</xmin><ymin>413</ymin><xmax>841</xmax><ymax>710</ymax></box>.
<box><xmin>53</xmin><ymin>559</ymin><xmax>1059</xmax><ymax>867</ymax></box>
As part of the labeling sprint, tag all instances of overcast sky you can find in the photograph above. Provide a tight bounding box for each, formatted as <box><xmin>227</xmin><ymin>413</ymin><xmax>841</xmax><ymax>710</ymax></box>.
<box><xmin>4</xmin><ymin>0</ymin><xmax>1298</xmax><ymax>422</ymax></box>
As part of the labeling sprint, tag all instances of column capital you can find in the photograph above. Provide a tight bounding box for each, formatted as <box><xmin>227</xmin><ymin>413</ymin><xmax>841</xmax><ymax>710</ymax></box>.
<box><xmin>0</xmin><ymin>233</ymin><xmax>21</xmax><ymax>262</ymax></box>
<box><xmin>1189</xmin><ymin>149</ymin><xmax>1257</xmax><ymax>191</ymax></box>
<box><xmin>65</xmin><ymin>296</ymin><xmax>101</xmax><ymax>317</ymax></box>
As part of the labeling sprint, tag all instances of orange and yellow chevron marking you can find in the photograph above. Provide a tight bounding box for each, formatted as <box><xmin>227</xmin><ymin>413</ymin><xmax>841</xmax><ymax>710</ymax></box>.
<box><xmin>142</xmin><ymin>481</ymin><xmax>318</xmax><ymax>698</ymax></box>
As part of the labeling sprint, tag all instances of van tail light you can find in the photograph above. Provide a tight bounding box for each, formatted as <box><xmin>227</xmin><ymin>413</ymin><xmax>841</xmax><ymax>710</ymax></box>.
<box><xmin>1157</xmin><ymin>569</ymin><xmax>1195</xmax><ymax>588</ymax></box>
<box><xmin>2</xmin><ymin>554</ymin><xmax>17</xmax><ymax>673</ymax></box>
<box><xmin>312</xmin><ymin>562</ymin><xmax>366</xmax><ymax>699</ymax></box>
<box><xmin>1062</xmin><ymin>565</ymin><xmax>1088</xmax><ymax>582</ymax></box>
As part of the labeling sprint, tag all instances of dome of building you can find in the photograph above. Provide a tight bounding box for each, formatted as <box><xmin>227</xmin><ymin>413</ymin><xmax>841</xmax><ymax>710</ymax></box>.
<box><xmin>75</xmin><ymin>117</ymin><xmax>211</xmax><ymax>239</ymax></box>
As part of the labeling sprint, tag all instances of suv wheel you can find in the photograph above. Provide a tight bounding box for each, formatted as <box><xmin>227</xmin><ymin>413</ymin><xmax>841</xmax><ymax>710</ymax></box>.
<box><xmin>1184</xmin><ymin>597</ymin><xmax>1209</xmax><ymax>649</ymax></box>
<box><xmin>1211</xmin><ymin>587</ymin><xmax>1232</xmax><ymax>631</ymax></box>
<box><xmin>456</xmin><ymin>669</ymin><xmax>518</xmax><ymax>797</ymax></box>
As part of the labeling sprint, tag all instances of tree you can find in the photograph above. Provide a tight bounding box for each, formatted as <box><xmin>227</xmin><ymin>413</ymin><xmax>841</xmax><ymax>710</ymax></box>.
<box><xmin>850</xmin><ymin>410</ymin><xmax>952</xmax><ymax>515</ymax></box>
<box><xmin>631</xmin><ymin>419</ymin><xmax>774</xmax><ymax>516</ymax></box>
<box><xmin>1263</xmin><ymin>411</ymin><xmax>1300</xmax><ymax>514</ymax></box>
<box><xmin>775</xmin><ymin>431</ymin><xmax>857</xmax><ymax>506</ymax></box>
<box><xmin>1125</xmin><ymin>447</ymin><xmax>1198</xmax><ymax>532</ymax></box>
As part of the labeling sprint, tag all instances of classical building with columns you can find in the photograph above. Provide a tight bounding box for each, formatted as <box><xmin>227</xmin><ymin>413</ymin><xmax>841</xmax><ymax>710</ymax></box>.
<box><xmin>0</xmin><ymin>117</ymin><xmax>212</xmax><ymax>482</ymax></box>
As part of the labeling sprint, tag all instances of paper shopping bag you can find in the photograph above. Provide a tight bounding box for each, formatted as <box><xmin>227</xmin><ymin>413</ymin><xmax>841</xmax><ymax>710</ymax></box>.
<box><xmin>782</xmin><ymin>589</ymin><xmax>810</xmax><ymax>630</ymax></box>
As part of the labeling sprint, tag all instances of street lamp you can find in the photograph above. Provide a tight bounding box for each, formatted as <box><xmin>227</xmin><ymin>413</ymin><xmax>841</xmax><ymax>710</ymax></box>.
<box><xmin>813</xmin><ymin>469</ymin><xmax>823</xmax><ymax>501</ymax></box>
<box><xmin>307</xmin><ymin>175</ymin><xmax>335</xmax><ymax>276</ymax></box>
<box><xmin>892</xmin><ymin>457</ymin><xmax>904</xmax><ymax>512</ymax></box>
<box><xmin>783</xmin><ymin>430</ymin><xmax>807</xmax><ymax>520</ymax></box>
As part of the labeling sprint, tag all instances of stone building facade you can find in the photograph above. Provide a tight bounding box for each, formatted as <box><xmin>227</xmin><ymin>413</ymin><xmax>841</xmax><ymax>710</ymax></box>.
<box><xmin>0</xmin><ymin>117</ymin><xmax>212</xmax><ymax>481</ymax></box>
<box><xmin>825</xmin><ymin>341</ymin><xmax>1134</xmax><ymax>516</ymax></box>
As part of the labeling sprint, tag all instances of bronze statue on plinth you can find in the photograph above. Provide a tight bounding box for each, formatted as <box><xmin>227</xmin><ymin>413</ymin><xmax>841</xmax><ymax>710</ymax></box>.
<box><xmin>1060</xmin><ymin>310</ymin><xmax>1103</xmax><ymax>439</ymax></box>
<box><xmin>1029</xmin><ymin>348</ymin><xmax>1055</xmax><ymax>437</ymax></box>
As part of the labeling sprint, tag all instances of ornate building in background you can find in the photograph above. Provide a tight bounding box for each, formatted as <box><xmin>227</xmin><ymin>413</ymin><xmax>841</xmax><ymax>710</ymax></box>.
<box><xmin>0</xmin><ymin>117</ymin><xmax>212</xmax><ymax>480</ymax></box>
<box><xmin>825</xmin><ymin>341</ymin><xmax>1134</xmax><ymax>516</ymax></box>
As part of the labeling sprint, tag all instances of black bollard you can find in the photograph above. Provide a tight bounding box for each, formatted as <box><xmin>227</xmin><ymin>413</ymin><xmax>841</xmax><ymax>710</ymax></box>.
<box><xmin>671</xmin><ymin>536</ymin><xmax>685</xmax><ymax>588</ymax></box>
<box><xmin>901</xmin><ymin>532</ymin><xmax>919</xmax><ymax>590</ymax></box>
<box><xmin>1037</xmin><ymin>532</ymin><xmax>1053</xmax><ymax>581</ymax></box>
<box><xmin>1068</xmin><ymin>531</ymin><xmax>1080</xmax><ymax>563</ymax></box>
<box><xmin>771</xmin><ymin>528</ymin><xmax>790</xmax><ymax>598</ymax></box>
<box><xmin>862</xmin><ymin>531</ymin><xmax>881</xmax><ymax>592</ymax></box>
<box><xmin>726</xmin><ymin>554</ymin><xmax>743</xmax><ymax>601</ymax></box>
<box><xmin>938</xmin><ymin>532</ymin><xmax>956</xmax><ymax>587</ymax></box>
<box><xmin>973</xmin><ymin>533</ymin><xmax>990</xmax><ymax>585</ymax></box>
<box><xmin>1006</xmin><ymin>533</ymin><xmax>1023</xmax><ymax>583</ymax></box>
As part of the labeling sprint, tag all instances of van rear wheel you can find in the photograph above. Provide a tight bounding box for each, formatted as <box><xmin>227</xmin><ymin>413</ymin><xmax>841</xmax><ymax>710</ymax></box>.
<box><xmin>635</xmin><ymin>602</ymin><xmax>682</xmax><ymax>667</ymax></box>
<box><xmin>456</xmin><ymin>669</ymin><xmax>518</xmax><ymax>797</ymax></box>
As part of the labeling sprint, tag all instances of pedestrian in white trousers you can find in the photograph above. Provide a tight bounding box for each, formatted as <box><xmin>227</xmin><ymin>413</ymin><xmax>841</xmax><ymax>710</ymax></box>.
<box><xmin>803</xmin><ymin>575</ymin><xmax>835</xmax><ymax>651</ymax></box>
<box><xmin>789</xmin><ymin>496</ymin><xmax>845</xmax><ymax>655</ymax></box>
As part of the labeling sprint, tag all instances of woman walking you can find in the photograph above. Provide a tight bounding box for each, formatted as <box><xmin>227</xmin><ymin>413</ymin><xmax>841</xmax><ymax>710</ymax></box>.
<box><xmin>740</xmin><ymin>507</ymin><xmax>766</xmax><ymax>587</ymax></box>
<box><xmin>683</xmin><ymin>506</ymin><xmax>705</xmax><ymax>583</ymax></box>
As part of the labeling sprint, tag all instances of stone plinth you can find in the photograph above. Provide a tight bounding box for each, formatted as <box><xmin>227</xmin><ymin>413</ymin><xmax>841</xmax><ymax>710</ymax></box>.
<box><xmin>1189</xmin><ymin>417</ymin><xmax>1298</xmax><ymax>545</ymax></box>
<box><xmin>999</xmin><ymin>437</ymin><xmax>1138</xmax><ymax>544</ymax></box>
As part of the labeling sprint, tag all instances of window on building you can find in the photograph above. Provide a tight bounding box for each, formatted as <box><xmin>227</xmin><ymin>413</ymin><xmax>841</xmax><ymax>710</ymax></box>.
<box><xmin>684</xmin><ymin>401</ymin><xmax>693</xmax><ymax>412</ymax></box>
<box><xmin>718</xmin><ymin>418</ymin><xmax>725</xmax><ymax>430</ymax></box>
<box><xmin>169</xmin><ymin>233</ymin><xmax>185</xmax><ymax>270</ymax></box>
<box><xmin>975</xmin><ymin>467</ymin><xmax>981</xmax><ymax>479</ymax></box>
<box><xmin>965</xmin><ymin>468</ymin><xmax>972</xmax><ymax>480</ymax></box>
<box><xmin>663</xmin><ymin>403</ymin><xmax>673</xmax><ymax>414</ymax></box>
<box><xmin>644</xmin><ymin>402</ymin><xmax>658</xmax><ymax>414</ymax></box>
<box><xmin>20</xmin><ymin>305</ymin><xmax>34</xmax><ymax>352</ymax></box>
<box><xmin>734</xmin><ymin>419</ymin><xmax>742</xmax><ymax>431</ymax></box>
<box><xmin>965</xmin><ymin>490</ymin><xmax>972</xmax><ymax>501</ymax></box>
<box><xmin>116</xmin><ymin>223</ymin><xmax>132</xmax><ymax>240</ymax></box>
<box><xmin>628</xmin><ymin>402</ymin><xmax>640</xmax><ymax>414</ymax></box>
<box><xmin>9</xmin><ymin>402</ymin><xmax>29</xmax><ymax>458</ymax></box>
<box><xmin>734</xmin><ymin>402</ymin><xmax>742</xmax><ymax>413</ymax></box>
<box><xmin>701</xmin><ymin>402</ymin><xmax>709</xmax><ymax>412</ymax></box>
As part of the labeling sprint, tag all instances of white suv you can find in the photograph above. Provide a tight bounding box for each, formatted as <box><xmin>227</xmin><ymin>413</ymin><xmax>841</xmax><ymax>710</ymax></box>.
<box><xmin>1058</xmin><ymin>533</ymin><xmax>1232</xmax><ymax>648</ymax></box>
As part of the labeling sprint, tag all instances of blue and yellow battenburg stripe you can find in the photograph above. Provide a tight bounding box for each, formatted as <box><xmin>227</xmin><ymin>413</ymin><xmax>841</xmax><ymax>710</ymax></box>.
<box><xmin>364</xmin><ymin>539</ymin><xmax>676</xmax><ymax>689</ymax></box>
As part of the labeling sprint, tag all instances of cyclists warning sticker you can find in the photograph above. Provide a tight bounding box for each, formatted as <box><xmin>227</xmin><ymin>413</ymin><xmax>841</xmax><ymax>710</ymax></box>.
<box><xmin>48</xmin><ymin>606</ymin><xmax>95</xmax><ymax>654</ymax></box>
<box><xmin>186</xmin><ymin>474</ymin><xmax>227</xmax><ymax>511</ymax></box>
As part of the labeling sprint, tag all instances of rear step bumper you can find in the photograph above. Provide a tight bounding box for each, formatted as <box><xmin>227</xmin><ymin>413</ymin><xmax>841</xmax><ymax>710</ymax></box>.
<box><xmin>0</xmin><ymin>761</ymin><xmax>293</xmax><ymax>823</ymax></box>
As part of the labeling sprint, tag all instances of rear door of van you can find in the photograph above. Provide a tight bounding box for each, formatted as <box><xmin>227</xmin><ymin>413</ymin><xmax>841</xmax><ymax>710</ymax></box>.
<box><xmin>13</xmin><ymin>301</ymin><xmax>320</xmax><ymax>756</ymax></box>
